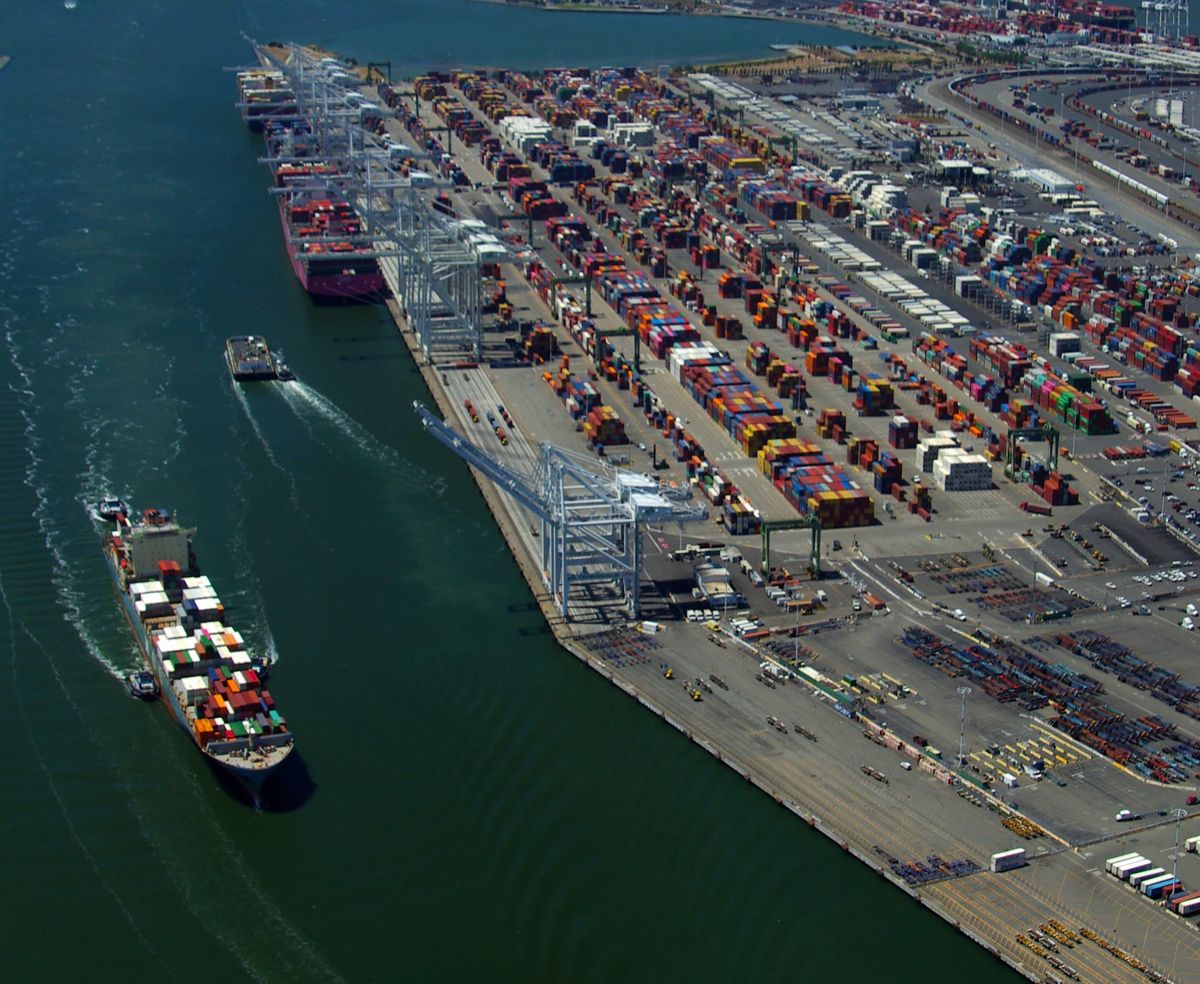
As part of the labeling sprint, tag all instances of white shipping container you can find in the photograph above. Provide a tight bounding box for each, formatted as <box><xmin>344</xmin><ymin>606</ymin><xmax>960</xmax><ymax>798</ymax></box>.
<box><xmin>1142</xmin><ymin>874</ymin><xmax>1178</xmax><ymax>896</ymax></box>
<box><xmin>1105</xmin><ymin>852</ymin><xmax>1141</xmax><ymax>874</ymax></box>
<box><xmin>1178</xmin><ymin>896</ymin><xmax>1200</xmax><ymax>916</ymax></box>
<box><xmin>1186</xmin><ymin>835</ymin><xmax>1200</xmax><ymax>853</ymax></box>
<box><xmin>1113</xmin><ymin>857</ymin><xmax>1151</xmax><ymax>879</ymax></box>
<box><xmin>990</xmin><ymin>848</ymin><xmax>1027</xmax><ymax>872</ymax></box>
<box><xmin>1129</xmin><ymin>866</ymin><xmax>1166</xmax><ymax>888</ymax></box>
<box><xmin>182</xmin><ymin>587</ymin><xmax>217</xmax><ymax>601</ymax></box>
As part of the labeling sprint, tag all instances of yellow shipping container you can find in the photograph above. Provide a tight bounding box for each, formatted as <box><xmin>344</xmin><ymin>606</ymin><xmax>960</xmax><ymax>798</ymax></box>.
<box><xmin>730</xmin><ymin>156</ymin><xmax>766</xmax><ymax>173</ymax></box>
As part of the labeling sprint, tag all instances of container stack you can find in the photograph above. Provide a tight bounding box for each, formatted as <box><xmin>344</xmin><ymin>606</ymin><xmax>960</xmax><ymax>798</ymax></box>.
<box><xmin>817</xmin><ymin>409</ymin><xmax>847</xmax><ymax>443</ymax></box>
<box><xmin>757</xmin><ymin>439</ymin><xmax>827</xmax><ymax>479</ymax></box>
<box><xmin>1048</xmin><ymin>331</ymin><xmax>1081</xmax><ymax>358</ymax></box>
<box><xmin>583</xmin><ymin>406</ymin><xmax>628</xmax><ymax>447</ymax></box>
<box><xmin>723</xmin><ymin>497</ymin><xmax>761</xmax><ymax>535</ymax></box>
<box><xmin>745</xmin><ymin>342</ymin><xmax>772</xmax><ymax>376</ymax></box>
<box><xmin>846</xmin><ymin>436</ymin><xmax>873</xmax><ymax>468</ymax></box>
<box><xmin>888</xmin><ymin>415</ymin><xmax>919</xmax><ymax>449</ymax></box>
<box><xmin>1022</xmin><ymin>369</ymin><xmax>1115</xmax><ymax>434</ymax></box>
<box><xmin>932</xmin><ymin>450</ymin><xmax>992</xmax><ymax>492</ymax></box>
<box><xmin>522</xmin><ymin>324</ymin><xmax>558</xmax><ymax>363</ymax></box>
<box><xmin>855</xmin><ymin>375</ymin><xmax>895</xmax><ymax>416</ymax></box>
<box><xmin>713</xmin><ymin>314</ymin><xmax>743</xmax><ymax>340</ymax></box>
<box><xmin>908</xmin><ymin>484</ymin><xmax>933</xmax><ymax>521</ymax></box>
<box><xmin>1032</xmin><ymin>470</ymin><xmax>1078</xmax><ymax>506</ymax></box>
<box><xmin>917</xmin><ymin>435</ymin><xmax>959</xmax><ymax>473</ymax></box>
<box><xmin>777</xmin><ymin>471</ymin><xmax>874</xmax><ymax>528</ymax></box>
<box><xmin>872</xmin><ymin>452</ymin><xmax>903</xmax><ymax>494</ymax></box>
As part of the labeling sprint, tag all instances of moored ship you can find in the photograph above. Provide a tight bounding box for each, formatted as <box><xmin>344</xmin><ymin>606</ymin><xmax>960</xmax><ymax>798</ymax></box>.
<box><xmin>235</xmin><ymin>68</ymin><xmax>296</xmax><ymax>132</ymax></box>
<box><xmin>102</xmin><ymin>507</ymin><xmax>293</xmax><ymax>799</ymax></box>
<box><xmin>275</xmin><ymin>183</ymin><xmax>387</xmax><ymax>300</ymax></box>
<box><xmin>241</xmin><ymin>84</ymin><xmax>387</xmax><ymax>302</ymax></box>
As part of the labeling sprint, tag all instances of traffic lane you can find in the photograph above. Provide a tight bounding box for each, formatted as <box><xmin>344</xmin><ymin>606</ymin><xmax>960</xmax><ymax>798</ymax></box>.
<box><xmin>921</xmin><ymin>77</ymin><xmax>1200</xmax><ymax>254</ymax></box>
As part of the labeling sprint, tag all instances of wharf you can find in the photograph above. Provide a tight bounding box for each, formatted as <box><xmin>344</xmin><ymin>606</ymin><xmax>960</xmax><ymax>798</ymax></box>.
<box><xmin>275</xmin><ymin>52</ymin><xmax>1200</xmax><ymax>982</ymax></box>
<box><xmin>382</xmin><ymin>187</ymin><xmax>1193</xmax><ymax>984</ymax></box>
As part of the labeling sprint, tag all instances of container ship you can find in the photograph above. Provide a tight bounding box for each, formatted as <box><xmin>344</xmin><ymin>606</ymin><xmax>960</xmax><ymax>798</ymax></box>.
<box><xmin>237</xmin><ymin>67</ymin><xmax>387</xmax><ymax>302</ymax></box>
<box><xmin>235</xmin><ymin>68</ymin><xmax>296</xmax><ymax>133</ymax></box>
<box><xmin>102</xmin><ymin>506</ymin><xmax>293</xmax><ymax>798</ymax></box>
<box><xmin>274</xmin><ymin>183</ymin><xmax>386</xmax><ymax>300</ymax></box>
<box><xmin>226</xmin><ymin>335</ymin><xmax>293</xmax><ymax>381</ymax></box>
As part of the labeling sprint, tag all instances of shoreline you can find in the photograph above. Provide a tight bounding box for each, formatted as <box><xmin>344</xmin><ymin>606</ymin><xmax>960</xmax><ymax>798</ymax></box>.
<box><xmin>381</xmin><ymin>301</ymin><xmax>1034</xmax><ymax>983</ymax></box>
<box><xmin>371</xmin><ymin>68</ymin><xmax>1189</xmax><ymax>982</ymax></box>
<box><xmin>467</xmin><ymin>0</ymin><xmax>673</xmax><ymax>14</ymax></box>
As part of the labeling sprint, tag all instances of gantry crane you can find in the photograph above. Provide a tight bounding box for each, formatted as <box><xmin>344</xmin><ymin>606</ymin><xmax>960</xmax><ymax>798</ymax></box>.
<box><xmin>1003</xmin><ymin>423</ymin><xmax>1060</xmax><ymax>480</ymax></box>
<box><xmin>760</xmin><ymin>514</ymin><xmax>822</xmax><ymax>578</ymax></box>
<box><xmin>248</xmin><ymin>40</ymin><xmax>486</xmax><ymax>362</ymax></box>
<box><xmin>415</xmin><ymin>403</ymin><xmax>707</xmax><ymax>620</ymax></box>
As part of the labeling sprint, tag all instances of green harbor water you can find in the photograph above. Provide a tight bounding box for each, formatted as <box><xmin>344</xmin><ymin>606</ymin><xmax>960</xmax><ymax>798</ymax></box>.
<box><xmin>0</xmin><ymin>2</ymin><xmax>1019</xmax><ymax>980</ymax></box>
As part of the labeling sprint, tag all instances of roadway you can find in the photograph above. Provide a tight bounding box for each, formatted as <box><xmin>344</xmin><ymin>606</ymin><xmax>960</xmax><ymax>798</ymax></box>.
<box><xmin>918</xmin><ymin>73</ymin><xmax>1200</xmax><ymax>256</ymax></box>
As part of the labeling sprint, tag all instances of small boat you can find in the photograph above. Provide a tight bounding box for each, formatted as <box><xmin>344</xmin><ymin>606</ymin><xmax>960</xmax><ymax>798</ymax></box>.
<box><xmin>97</xmin><ymin>497</ymin><xmax>129</xmax><ymax>522</ymax></box>
<box><xmin>126</xmin><ymin>670</ymin><xmax>160</xmax><ymax>700</ymax></box>
<box><xmin>273</xmin><ymin>350</ymin><xmax>295</xmax><ymax>382</ymax></box>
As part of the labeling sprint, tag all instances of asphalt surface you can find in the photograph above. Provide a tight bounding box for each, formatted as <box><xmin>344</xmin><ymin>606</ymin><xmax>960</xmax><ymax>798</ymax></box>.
<box><xmin>382</xmin><ymin>74</ymin><xmax>1200</xmax><ymax>982</ymax></box>
<box><xmin>919</xmin><ymin>73</ymin><xmax>1200</xmax><ymax>255</ymax></box>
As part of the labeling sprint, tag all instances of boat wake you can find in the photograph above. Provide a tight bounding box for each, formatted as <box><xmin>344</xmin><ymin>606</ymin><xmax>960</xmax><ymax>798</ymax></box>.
<box><xmin>0</xmin><ymin>568</ymin><xmax>167</xmax><ymax>971</ymax></box>
<box><xmin>229</xmin><ymin>376</ymin><xmax>302</xmax><ymax>509</ymax></box>
<box><xmin>276</xmin><ymin>380</ymin><xmax>438</xmax><ymax>491</ymax></box>
<box><xmin>3</xmin><ymin>327</ymin><xmax>125</xmax><ymax>682</ymax></box>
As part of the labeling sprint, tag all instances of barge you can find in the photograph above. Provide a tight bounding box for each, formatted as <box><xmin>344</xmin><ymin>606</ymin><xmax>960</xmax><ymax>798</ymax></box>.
<box><xmin>226</xmin><ymin>335</ymin><xmax>293</xmax><ymax>382</ymax></box>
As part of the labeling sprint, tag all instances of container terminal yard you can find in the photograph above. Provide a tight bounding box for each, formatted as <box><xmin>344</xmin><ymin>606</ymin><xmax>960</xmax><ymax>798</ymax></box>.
<box><xmin>236</xmin><ymin>32</ymin><xmax>1200</xmax><ymax>981</ymax></box>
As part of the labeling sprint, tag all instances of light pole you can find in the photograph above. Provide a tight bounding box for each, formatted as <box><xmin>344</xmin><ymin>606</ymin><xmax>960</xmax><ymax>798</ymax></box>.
<box><xmin>1172</xmin><ymin>807</ymin><xmax>1188</xmax><ymax>888</ymax></box>
<box><xmin>793</xmin><ymin>603</ymin><xmax>801</xmax><ymax>665</ymax></box>
<box><xmin>957</xmin><ymin>685</ymin><xmax>973</xmax><ymax>767</ymax></box>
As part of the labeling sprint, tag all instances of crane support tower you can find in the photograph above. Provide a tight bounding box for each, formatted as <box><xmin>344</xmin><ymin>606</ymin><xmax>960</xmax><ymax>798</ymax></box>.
<box><xmin>414</xmin><ymin>403</ymin><xmax>707</xmax><ymax>620</ymax></box>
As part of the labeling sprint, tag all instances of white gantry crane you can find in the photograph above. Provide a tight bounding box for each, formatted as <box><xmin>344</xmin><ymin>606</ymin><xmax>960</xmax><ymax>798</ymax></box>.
<box><xmin>414</xmin><ymin>402</ymin><xmax>707</xmax><ymax>620</ymax></box>
<box><xmin>248</xmin><ymin>40</ymin><xmax>487</xmax><ymax>361</ymax></box>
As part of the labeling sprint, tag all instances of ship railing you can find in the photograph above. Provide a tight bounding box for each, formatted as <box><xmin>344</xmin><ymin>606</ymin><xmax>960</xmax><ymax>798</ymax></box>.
<box><xmin>208</xmin><ymin>733</ymin><xmax>292</xmax><ymax>756</ymax></box>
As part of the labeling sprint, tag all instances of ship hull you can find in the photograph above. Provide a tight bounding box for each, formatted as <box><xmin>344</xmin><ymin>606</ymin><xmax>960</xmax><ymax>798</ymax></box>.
<box><xmin>276</xmin><ymin>197</ymin><xmax>386</xmax><ymax>301</ymax></box>
<box><xmin>104</xmin><ymin>544</ymin><xmax>288</xmax><ymax>797</ymax></box>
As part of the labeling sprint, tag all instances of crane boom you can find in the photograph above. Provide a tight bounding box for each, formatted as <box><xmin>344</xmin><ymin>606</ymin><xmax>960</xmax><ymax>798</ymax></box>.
<box><xmin>414</xmin><ymin>402</ymin><xmax>551</xmax><ymax>521</ymax></box>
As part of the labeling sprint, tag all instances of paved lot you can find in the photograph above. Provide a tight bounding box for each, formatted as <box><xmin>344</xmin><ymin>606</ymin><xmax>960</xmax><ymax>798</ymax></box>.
<box><xmin>385</xmin><ymin>75</ymin><xmax>1200</xmax><ymax>981</ymax></box>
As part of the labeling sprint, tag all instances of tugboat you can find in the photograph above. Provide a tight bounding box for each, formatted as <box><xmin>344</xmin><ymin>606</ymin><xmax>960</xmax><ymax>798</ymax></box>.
<box><xmin>97</xmin><ymin>497</ymin><xmax>129</xmax><ymax>522</ymax></box>
<box><xmin>125</xmin><ymin>670</ymin><xmax>160</xmax><ymax>700</ymax></box>
<box><xmin>272</xmin><ymin>349</ymin><xmax>295</xmax><ymax>382</ymax></box>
